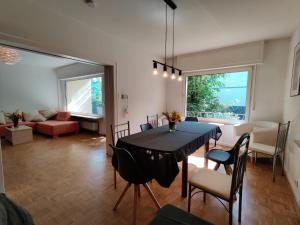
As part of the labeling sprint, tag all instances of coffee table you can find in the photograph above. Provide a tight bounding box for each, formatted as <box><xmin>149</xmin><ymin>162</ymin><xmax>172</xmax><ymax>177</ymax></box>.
<box><xmin>5</xmin><ymin>125</ymin><xmax>33</xmax><ymax>146</ymax></box>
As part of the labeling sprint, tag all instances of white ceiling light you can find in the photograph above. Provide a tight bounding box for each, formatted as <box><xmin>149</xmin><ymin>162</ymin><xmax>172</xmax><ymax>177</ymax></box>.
<box><xmin>0</xmin><ymin>47</ymin><xmax>21</xmax><ymax>65</ymax></box>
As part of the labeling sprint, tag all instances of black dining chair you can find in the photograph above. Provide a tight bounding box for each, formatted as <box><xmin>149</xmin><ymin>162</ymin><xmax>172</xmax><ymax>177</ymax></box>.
<box><xmin>147</xmin><ymin>114</ymin><xmax>159</xmax><ymax>128</ymax></box>
<box><xmin>205</xmin><ymin>132</ymin><xmax>249</xmax><ymax>175</ymax></box>
<box><xmin>140</xmin><ymin>123</ymin><xmax>153</xmax><ymax>132</ymax></box>
<box><xmin>188</xmin><ymin>133</ymin><xmax>250</xmax><ymax>225</ymax></box>
<box><xmin>110</xmin><ymin>121</ymin><xmax>130</xmax><ymax>189</ymax></box>
<box><xmin>110</xmin><ymin>145</ymin><xmax>161</xmax><ymax>225</ymax></box>
<box><xmin>149</xmin><ymin>204</ymin><xmax>214</xmax><ymax>225</ymax></box>
<box><xmin>185</xmin><ymin>116</ymin><xmax>198</xmax><ymax>122</ymax></box>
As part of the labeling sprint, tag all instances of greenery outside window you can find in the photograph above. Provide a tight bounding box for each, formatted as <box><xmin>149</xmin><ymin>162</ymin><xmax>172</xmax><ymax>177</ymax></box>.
<box><xmin>185</xmin><ymin>68</ymin><xmax>252</xmax><ymax>122</ymax></box>
<box><xmin>66</xmin><ymin>76</ymin><xmax>103</xmax><ymax>116</ymax></box>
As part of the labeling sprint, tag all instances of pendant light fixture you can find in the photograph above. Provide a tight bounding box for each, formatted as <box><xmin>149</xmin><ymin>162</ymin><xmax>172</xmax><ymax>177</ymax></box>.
<box><xmin>0</xmin><ymin>46</ymin><xmax>21</xmax><ymax>65</ymax></box>
<box><xmin>153</xmin><ymin>0</ymin><xmax>182</xmax><ymax>81</ymax></box>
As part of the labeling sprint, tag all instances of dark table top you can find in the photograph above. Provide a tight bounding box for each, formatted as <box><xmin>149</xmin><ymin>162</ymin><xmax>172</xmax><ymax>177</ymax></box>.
<box><xmin>117</xmin><ymin>121</ymin><xmax>221</xmax><ymax>154</ymax></box>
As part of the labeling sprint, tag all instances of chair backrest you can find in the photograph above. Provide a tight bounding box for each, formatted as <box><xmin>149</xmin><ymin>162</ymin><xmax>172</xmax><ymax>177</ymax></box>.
<box><xmin>110</xmin><ymin>144</ymin><xmax>149</xmax><ymax>184</ymax></box>
<box><xmin>110</xmin><ymin>121</ymin><xmax>130</xmax><ymax>146</ymax></box>
<box><xmin>274</xmin><ymin>121</ymin><xmax>290</xmax><ymax>155</ymax></box>
<box><xmin>147</xmin><ymin>114</ymin><xmax>159</xmax><ymax>128</ymax></box>
<box><xmin>140</xmin><ymin>123</ymin><xmax>153</xmax><ymax>132</ymax></box>
<box><xmin>230</xmin><ymin>133</ymin><xmax>250</xmax><ymax>198</ymax></box>
<box><xmin>185</xmin><ymin>117</ymin><xmax>198</xmax><ymax>122</ymax></box>
<box><xmin>253</xmin><ymin>121</ymin><xmax>278</xmax><ymax>129</ymax></box>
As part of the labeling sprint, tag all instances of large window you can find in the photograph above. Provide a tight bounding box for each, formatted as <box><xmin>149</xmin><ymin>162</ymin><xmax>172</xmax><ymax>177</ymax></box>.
<box><xmin>186</xmin><ymin>69</ymin><xmax>251</xmax><ymax>121</ymax></box>
<box><xmin>66</xmin><ymin>77</ymin><xmax>103</xmax><ymax>116</ymax></box>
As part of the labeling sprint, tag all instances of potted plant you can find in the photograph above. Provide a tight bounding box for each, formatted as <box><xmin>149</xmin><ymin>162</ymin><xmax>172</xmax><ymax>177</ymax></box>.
<box><xmin>6</xmin><ymin>111</ymin><xmax>23</xmax><ymax>128</ymax></box>
<box><xmin>163</xmin><ymin>111</ymin><xmax>181</xmax><ymax>132</ymax></box>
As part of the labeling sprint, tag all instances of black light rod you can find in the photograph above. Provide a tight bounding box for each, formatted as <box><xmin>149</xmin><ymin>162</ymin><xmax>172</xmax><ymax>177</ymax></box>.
<box><xmin>153</xmin><ymin>60</ymin><xmax>181</xmax><ymax>72</ymax></box>
<box><xmin>164</xmin><ymin>0</ymin><xmax>177</xmax><ymax>10</ymax></box>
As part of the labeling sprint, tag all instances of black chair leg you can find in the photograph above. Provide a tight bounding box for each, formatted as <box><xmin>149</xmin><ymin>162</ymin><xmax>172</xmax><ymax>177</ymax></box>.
<box><xmin>203</xmin><ymin>191</ymin><xmax>206</xmax><ymax>203</ymax></box>
<box><xmin>272</xmin><ymin>155</ymin><xmax>277</xmax><ymax>182</ymax></box>
<box><xmin>114</xmin><ymin>169</ymin><xmax>117</xmax><ymax>189</ymax></box>
<box><xmin>229</xmin><ymin>202</ymin><xmax>233</xmax><ymax>225</ymax></box>
<box><xmin>188</xmin><ymin>184</ymin><xmax>192</xmax><ymax>212</ymax></box>
<box><xmin>214</xmin><ymin>163</ymin><xmax>220</xmax><ymax>171</ymax></box>
<box><xmin>238</xmin><ymin>186</ymin><xmax>243</xmax><ymax>223</ymax></box>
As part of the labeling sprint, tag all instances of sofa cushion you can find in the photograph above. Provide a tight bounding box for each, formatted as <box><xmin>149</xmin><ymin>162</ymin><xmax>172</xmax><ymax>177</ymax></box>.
<box><xmin>55</xmin><ymin>112</ymin><xmax>71</xmax><ymax>121</ymax></box>
<box><xmin>39</xmin><ymin>109</ymin><xmax>57</xmax><ymax>119</ymax></box>
<box><xmin>23</xmin><ymin>110</ymin><xmax>46</xmax><ymax>122</ymax></box>
<box><xmin>36</xmin><ymin>120</ymin><xmax>79</xmax><ymax>136</ymax></box>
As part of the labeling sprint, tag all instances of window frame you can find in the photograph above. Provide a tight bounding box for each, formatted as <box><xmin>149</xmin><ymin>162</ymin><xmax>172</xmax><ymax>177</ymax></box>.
<box><xmin>62</xmin><ymin>73</ymin><xmax>104</xmax><ymax>117</ymax></box>
<box><xmin>183</xmin><ymin>66</ymin><xmax>253</xmax><ymax>124</ymax></box>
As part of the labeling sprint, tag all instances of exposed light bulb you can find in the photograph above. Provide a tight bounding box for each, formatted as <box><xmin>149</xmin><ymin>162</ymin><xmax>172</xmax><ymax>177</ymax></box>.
<box><xmin>171</xmin><ymin>67</ymin><xmax>176</xmax><ymax>80</ymax></box>
<box><xmin>178</xmin><ymin>76</ymin><xmax>182</xmax><ymax>82</ymax></box>
<box><xmin>163</xmin><ymin>71</ymin><xmax>168</xmax><ymax>78</ymax></box>
<box><xmin>163</xmin><ymin>64</ymin><xmax>168</xmax><ymax>78</ymax></box>
<box><xmin>153</xmin><ymin>68</ymin><xmax>158</xmax><ymax>75</ymax></box>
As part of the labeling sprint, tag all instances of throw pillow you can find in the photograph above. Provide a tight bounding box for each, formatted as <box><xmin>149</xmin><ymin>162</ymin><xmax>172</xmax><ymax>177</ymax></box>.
<box><xmin>0</xmin><ymin>112</ymin><xmax>5</xmax><ymax>125</ymax></box>
<box><xmin>55</xmin><ymin>112</ymin><xmax>71</xmax><ymax>121</ymax></box>
<box><xmin>23</xmin><ymin>110</ymin><xmax>46</xmax><ymax>122</ymax></box>
<box><xmin>39</xmin><ymin>109</ymin><xmax>57</xmax><ymax>119</ymax></box>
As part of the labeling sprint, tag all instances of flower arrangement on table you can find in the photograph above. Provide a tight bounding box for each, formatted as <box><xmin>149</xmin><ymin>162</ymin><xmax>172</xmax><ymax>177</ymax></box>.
<box><xmin>6</xmin><ymin>110</ymin><xmax>23</xmax><ymax>128</ymax></box>
<box><xmin>162</xmin><ymin>111</ymin><xmax>181</xmax><ymax>132</ymax></box>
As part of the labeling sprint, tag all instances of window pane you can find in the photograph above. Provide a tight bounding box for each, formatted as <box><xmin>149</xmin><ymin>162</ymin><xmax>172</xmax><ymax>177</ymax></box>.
<box><xmin>66</xmin><ymin>77</ymin><xmax>102</xmax><ymax>116</ymax></box>
<box><xmin>186</xmin><ymin>71</ymin><xmax>248</xmax><ymax>121</ymax></box>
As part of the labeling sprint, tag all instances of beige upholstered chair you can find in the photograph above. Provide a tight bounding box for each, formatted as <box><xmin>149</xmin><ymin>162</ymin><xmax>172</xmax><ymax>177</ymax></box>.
<box><xmin>233</xmin><ymin>121</ymin><xmax>278</xmax><ymax>161</ymax></box>
<box><xmin>233</xmin><ymin>121</ymin><xmax>278</xmax><ymax>146</ymax></box>
<box><xmin>250</xmin><ymin>122</ymin><xmax>290</xmax><ymax>182</ymax></box>
<box><xmin>188</xmin><ymin>133</ymin><xmax>250</xmax><ymax>225</ymax></box>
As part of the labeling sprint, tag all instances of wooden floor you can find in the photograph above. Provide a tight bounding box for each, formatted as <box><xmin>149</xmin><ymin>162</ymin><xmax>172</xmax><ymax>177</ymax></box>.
<box><xmin>2</xmin><ymin>133</ymin><xmax>300</xmax><ymax>225</ymax></box>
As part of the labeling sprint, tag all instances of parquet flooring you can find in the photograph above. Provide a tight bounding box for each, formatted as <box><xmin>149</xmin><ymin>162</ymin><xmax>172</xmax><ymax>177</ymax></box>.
<box><xmin>1</xmin><ymin>133</ymin><xmax>300</xmax><ymax>225</ymax></box>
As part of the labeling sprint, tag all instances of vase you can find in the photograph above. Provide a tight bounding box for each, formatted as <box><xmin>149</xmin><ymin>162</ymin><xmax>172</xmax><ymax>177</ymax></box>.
<box><xmin>169</xmin><ymin>121</ymin><xmax>176</xmax><ymax>132</ymax></box>
<box><xmin>13</xmin><ymin>118</ymin><xmax>19</xmax><ymax>128</ymax></box>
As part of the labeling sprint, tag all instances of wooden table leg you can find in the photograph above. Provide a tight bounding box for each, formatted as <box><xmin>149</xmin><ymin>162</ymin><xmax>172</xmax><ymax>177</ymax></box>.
<box><xmin>181</xmin><ymin>157</ymin><xmax>188</xmax><ymax>198</ymax></box>
<box><xmin>205</xmin><ymin>142</ymin><xmax>209</xmax><ymax>168</ymax></box>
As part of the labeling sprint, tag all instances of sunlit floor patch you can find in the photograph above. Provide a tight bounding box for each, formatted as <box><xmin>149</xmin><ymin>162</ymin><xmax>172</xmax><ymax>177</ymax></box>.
<box><xmin>188</xmin><ymin>155</ymin><xmax>217</xmax><ymax>170</ymax></box>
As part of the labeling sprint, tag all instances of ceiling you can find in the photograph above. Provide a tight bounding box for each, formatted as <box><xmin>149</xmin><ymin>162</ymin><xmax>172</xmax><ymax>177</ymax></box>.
<box><xmin>0</xmin><ymin>46</ymin><xmax>77</xmax><ymax>69</ymax></box>
<box><xmin>20</xmin><ymin>0</ymin><xmax>300</xmax><ymax>56</ymax></box>
<box><xmin>17</xmin><ymin>48</ymin><xmax>76</xmax><ymax>69</ymax></box>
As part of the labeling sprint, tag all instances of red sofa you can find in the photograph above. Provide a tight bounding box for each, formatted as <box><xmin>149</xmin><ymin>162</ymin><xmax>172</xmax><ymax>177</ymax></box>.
<box><xmin>0</xmin><ymin>120</ymin><xmax>79</xmax><ymax>138</ymax></box>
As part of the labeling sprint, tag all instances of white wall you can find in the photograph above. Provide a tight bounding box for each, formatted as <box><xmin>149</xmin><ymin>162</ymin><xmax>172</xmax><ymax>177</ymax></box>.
<box><xmin>283</xmin><ymin>24</ymin><xmax>300</xmax><ymax>212</ymax></box>
<box><xmin>0</xmin><ymin>62</ymin><xmax>58</xmax><ymax>112</ymax></box>
<box><xmin>0</xmin><ymin>0</ymin><xmax>166</xmax><ymax>134</ymax></box>
<box><xmin>166</xmin><ymin>39</ymin><xmax>290</xmax><ymax>146</ymax></box>
<box><xmin>251</xmin><ymin>39</ymin><xmax>290</xmax><ymax>121</ymax></box>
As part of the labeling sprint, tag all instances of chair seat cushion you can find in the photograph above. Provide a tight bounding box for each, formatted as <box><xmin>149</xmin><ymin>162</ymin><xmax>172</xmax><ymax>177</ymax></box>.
<box><xmin>148</xmin><ymin>204</ymin><xmax>214</xmax><ymax>225</ymax></box>
<box><xmin>205</xmin><ymin>149</ymin><xmax>230</xmax><ymax>163</ymax></box>
<box><xmin>250</xmin><ymin>143</ymin><xmax>275</xmax><ymax>156</ymax></box>
<box><xmin>189</xmin><ymin>168</ymin><xmax>231</xmax><ymax>200</ymax></box>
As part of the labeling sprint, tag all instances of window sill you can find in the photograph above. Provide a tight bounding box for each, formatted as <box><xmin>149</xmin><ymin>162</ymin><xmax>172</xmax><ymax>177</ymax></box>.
<box><xmin>198</xmin><ymin>117</ymin><xmax>245</xmax><ymax>126</ymax></box>
<box><xmin>71</xmin><ymin>114</ymin><xmax>103</xmax><ymax>120</ymax></box>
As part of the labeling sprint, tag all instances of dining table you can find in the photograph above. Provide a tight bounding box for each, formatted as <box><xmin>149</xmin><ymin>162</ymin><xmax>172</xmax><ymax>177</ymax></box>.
<box><xmin>115</xmin><ymin>121</ymin><xmax>222</xmax><ymax>197</ymax></box>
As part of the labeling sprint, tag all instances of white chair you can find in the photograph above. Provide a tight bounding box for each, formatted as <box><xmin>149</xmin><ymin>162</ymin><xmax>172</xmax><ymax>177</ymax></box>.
<box><xmin>250</xmin><ymin>122</ymin><xmax>290</xmax><ymax>182</ymax></box>
<box><xmin>233</xmin><ymin>121</ymin><xmax>278</xmax><ymax>146</ymax></box>
<box><xmin>233</xmin><ymin>121</ymin><xmax>278</xmax><ymax>161</ymax></box>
